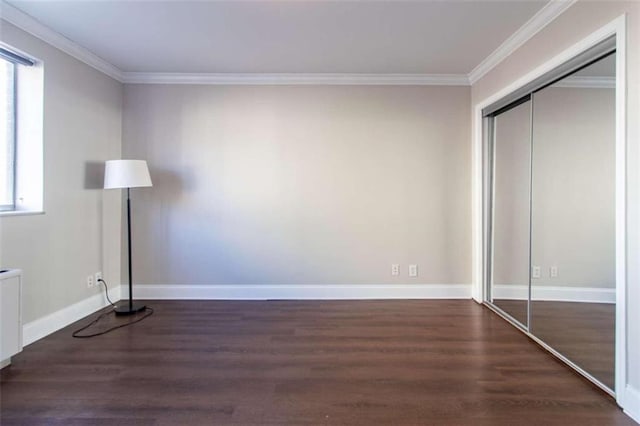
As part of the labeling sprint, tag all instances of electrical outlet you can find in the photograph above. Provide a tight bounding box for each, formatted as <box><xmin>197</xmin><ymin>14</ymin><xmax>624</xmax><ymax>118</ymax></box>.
<box><xmin>87</xmin><ymin>274</ymin><xmax>94</xmax><ymax>288</ymax></box>
<box><xmin>391</xmin><ymin>264</ymin><xmax>400</xmax><ymax>276</ymax></box>
<box><xmin>408</xmin><ymin>264</ymin><xmax>418</xmax><ymax>277</ymax></box>
<box><xmin>95</xmin><ymin>271</ymin><xmax>103</xmax><ymax>286</ymax></box>
<box><xmin>550</xmin><ymin>266</ymin><xmax>558</xmax><ymax>278</ymax></box>
<box><xmin>532</xmin><ymin>266</ymin><xmax>541</xmax><ymax>279</ymax></box>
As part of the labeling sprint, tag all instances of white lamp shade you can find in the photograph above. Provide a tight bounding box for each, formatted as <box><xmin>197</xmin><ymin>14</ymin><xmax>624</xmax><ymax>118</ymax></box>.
<box><xmin>104</xmin><ymin>160</ymin><xmax>152</xmax><ymax>189</ymax></box>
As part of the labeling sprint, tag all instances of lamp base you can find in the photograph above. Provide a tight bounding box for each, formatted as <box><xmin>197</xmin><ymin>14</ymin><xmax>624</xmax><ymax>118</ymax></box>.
<box><xmin>114</xmin><ymin>301</ymin><xmax>147</xmax><ymax>316</ymax></box>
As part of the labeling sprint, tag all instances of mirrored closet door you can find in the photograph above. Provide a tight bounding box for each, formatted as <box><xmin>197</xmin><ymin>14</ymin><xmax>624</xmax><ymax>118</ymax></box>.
<box><xmin>529</xmin><ymin>53</ymin><xmax>616</xmax><ymax>390</ymax></box>
<box><xmin>485</xmin><ymin>44</ymin><xmax>617</xmax><ymax>393</ymax></box>
<box><xmin>490</xmin><ymin>99</ymin><xmax>532</xmax><ymax>328</ymax></box>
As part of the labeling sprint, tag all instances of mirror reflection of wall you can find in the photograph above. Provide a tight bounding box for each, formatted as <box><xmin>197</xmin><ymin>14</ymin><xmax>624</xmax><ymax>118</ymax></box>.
<box><xmin>530</xmin><ymin>53</ymin><xmax>616</xmax><ymax>390</ymax></box>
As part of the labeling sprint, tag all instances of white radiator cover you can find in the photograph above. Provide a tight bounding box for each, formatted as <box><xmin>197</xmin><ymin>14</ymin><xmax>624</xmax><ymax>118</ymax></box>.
<box><xmin>0</xmin><ymin>269</ymin><xmax>22</xmax><ymax>368</ymax></box>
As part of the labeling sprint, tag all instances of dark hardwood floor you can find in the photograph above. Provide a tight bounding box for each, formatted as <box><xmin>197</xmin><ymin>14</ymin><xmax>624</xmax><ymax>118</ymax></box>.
<box><xmin>0</xmin><ymin>300</ymin><xmax>633</xmax><ymax>425</ymax></box>
<box><xmin>493</xmin><ymin>299</ymin><xmax>615</xmax><ymax>389</ymax></box>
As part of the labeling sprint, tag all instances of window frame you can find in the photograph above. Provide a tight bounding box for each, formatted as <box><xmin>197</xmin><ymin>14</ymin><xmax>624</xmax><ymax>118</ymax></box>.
<box><xmin>0</xmin><ymin>57</ymin><xmax>17</xmax><ymax>212</ymax></box>
<box><xmin>0</xmin><ymin>44</ymin><xmax>42</xmax><ymax>217</ymax></box>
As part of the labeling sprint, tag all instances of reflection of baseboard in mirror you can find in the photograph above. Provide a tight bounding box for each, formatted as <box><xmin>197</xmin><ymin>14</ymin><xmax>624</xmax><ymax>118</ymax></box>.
<box><xmin>493</xmin><ymin>284</ymin><xmax>615</xmax><ymax>303</ymax></box>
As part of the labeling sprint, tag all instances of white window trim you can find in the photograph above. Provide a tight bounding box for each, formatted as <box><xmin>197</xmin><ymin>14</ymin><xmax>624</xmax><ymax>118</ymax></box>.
<box><xmin>0</xmin><ymin>45</ymin><xmax>43</xmax><ymax>217</ymax></box>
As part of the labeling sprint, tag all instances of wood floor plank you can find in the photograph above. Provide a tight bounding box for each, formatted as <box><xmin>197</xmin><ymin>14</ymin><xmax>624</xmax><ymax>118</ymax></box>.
<box><xmin>0</xmin><ymin>300</ymin><xmax>633</xmax><ymax>425</ymax></box>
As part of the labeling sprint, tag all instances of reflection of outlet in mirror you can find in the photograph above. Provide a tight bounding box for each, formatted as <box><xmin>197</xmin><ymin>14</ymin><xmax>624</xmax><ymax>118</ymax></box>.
<box><xmin>409</xmin><ymin>264</ymin><xmax>418</xmax><ymax>277</ymax></box>
<box><xmin>87</xmin><ymin>275</ymin><xmax>94</xmax><ymax>288</ymax></box>
<box><xmin>550</xmin><ymin>266</ymin><xmax>558</xmax><ymax>278</ymax></box>
<box><xmin>532</xmin><ymin>266</ymin><xmax>541</xmax><ymax>279</ymax></box>
<box><xmin>391</xmin><ymin>264</ymin><xmax>400</xmax><ymax>276</ymax></box>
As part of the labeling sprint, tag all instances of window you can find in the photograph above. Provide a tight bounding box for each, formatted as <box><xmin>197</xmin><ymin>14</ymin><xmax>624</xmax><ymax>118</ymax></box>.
<box><xmin>0</xmin><ymin>45</ymin><xmax>42</xmax><ymax>215</ymax></box>
<box><xmin>0</xmin><ymin>57</ymin><xmax>15</xmax><ymax>211</ymax></box>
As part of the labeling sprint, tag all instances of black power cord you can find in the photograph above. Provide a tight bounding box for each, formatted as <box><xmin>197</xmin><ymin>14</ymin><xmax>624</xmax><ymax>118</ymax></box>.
<box><xmin>99</xmin><ymin>278</ymin><xmax>118</xmax><ymax>308</ymax></box>
<box><xmin>72</xmin><ymin>278</ymin><xmax>153</xmax><ymax>338</ymax></box>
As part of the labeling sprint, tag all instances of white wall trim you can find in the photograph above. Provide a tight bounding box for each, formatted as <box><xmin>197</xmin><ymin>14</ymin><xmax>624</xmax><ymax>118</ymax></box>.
<box><xmin>468</xmin><ymin>0</ymin><xmax>577</xmax><ymax>84</ymax></box>
<box><xmin>624</xmin><ymin>385</ymin><xmax>640</xmax><ymax>424</ymax></box>
<box><xmin>614</xmin><ymin>14</ymin><xmax>628</xmax><ymax>410</ymax></box>
<box><xmin>21</xmin><ymin>283</ymin><xmax>470</xmax><ymax>346</ymax></box>
<box><xmin>121</xmin><ymin>72</ymin><xmax>470</xmax><ymax>86</ymax></box>
<box><xmin>0</xmin><ymin>1</ymin><xmax>124</xmax><ymax>82</ymax></box>
<box><xmin>553</xmin><ymin>76</ymin><xmax>616</xmax><ymax>89</ymax></box>
<box><xmin>126</xmin><ymin>284</ymin><xmax>472</xmax><ymax>300</ymax></box>
<box><xmin>471</xmin><ymin>14</ymin><xmax>627</xmax><ymax>407</ymax></box>
<box><xmin>22</xmin><ymin>286</ymin><xmax>121</xmax><ymax>346</ymax></box>
<box><xmin>492</xmin><ymin>285</ymin><xmax>616</xmax><ymax>304</ymax></box>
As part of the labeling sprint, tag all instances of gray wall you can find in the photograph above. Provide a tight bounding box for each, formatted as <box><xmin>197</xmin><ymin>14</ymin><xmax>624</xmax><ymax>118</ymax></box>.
<box><xmin>492</xmin><ymin>87</ymin><xmax>616</xmax><ymax>290</ymax></box>
<box><xmin>0</xmin><ymin>21</ymin><xmax>123</xmax><ymax>323</ymax></box>
<box><xmin>122</xmin><ymin>84</ymin><xmax>471</xmax><ymax>286</ymax></box>
<box><xmin>531</xmin><ymin>86</ymin><xmax>615</xmax><ymax>288</ymax></box>
<box><xmin>492</xmin><ymin>99</ymin><xmax>531</xmax><ymax>289</ymax></box>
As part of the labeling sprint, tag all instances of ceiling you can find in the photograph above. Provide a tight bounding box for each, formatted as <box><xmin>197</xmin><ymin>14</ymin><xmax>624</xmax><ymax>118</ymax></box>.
<box><xmin>4</xmin><ymin>0</ymin><xmax>549</xmax><ymax>75</ymax></box>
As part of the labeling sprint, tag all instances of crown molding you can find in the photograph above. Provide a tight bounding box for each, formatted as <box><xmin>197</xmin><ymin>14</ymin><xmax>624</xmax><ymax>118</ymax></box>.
<box><xmin>121</xmin><ymin>72</ymin><xmax>470</xmax><ymax>86</ymax></box>
<box><xmin>0</xmin><ymin>1</ymin><xmax>124</xmax><ymax>81</ymax></box>
<box><xmin>468</xmin><ymin>0</ymin><xmax>578</xmax><ymax>85</ymax></box>
<box><xmin>1</xmin><ymin>0</ymin><xmax>574</xmax><ymax>88</ymax></box>
<box><xmin>0</xmin><ymin>1</ymin><xmax>469</xmax><ymax>88</ymax></box>
<box><xmin>553</xmin><ymin>75</ymin><xmax>615</xmax><ymax>89</ymax></box>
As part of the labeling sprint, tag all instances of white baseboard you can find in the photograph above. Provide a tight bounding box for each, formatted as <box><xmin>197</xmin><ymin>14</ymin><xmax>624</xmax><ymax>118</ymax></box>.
<box><xmin>125</xmin><ymin>284</ymin><xmax>472</xmax><ymax>300</ymax></box>
<box><xmin>22</xmin><ymin>286</ymin><xmax>121</xmax><ymax>346</ymax></box>
<box><xmin>20</xmin><ymin>283</ymin><xmax>468</xmax><ymax>347</ymax></box>
<box><xmin>492</xmin><ymin>284</ymin><xmax>615</xmax><ymax>304</ymax></box>
<box><xmin>625</xmin><ymin>385</ymin><xmax>640</xmax><ymax>424</ymax></box>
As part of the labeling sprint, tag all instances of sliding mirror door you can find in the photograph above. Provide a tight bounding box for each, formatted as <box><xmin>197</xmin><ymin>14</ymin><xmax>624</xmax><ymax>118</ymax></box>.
<box><xmin>530</xmin><ymin>53</ymin><xmax>616</xmax><ymax>390</ymax></box>
<box><xmin>484</xmin><ymin>37</ymin><xmax>618</xmax><ymax>394</ymax></box>
<box><xmin>489</xmin><ymin>100</ymin><xmax>532</xmax><ymax>328</ymax></box>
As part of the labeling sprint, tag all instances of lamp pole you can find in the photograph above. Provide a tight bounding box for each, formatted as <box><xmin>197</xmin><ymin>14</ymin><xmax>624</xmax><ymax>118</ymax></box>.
<box><xmin>127</xmin><ymin>187</ymin><xmax>133</xmax><ymax>312</ymax></box>
<box><xmin>114</xmin><ymin>186</ymin><xmax>146</xmax><ymax>315</ymax></box>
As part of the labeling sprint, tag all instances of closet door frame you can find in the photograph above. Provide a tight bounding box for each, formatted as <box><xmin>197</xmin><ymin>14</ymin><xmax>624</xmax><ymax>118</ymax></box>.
<box><xmin>471</xmin><ymin>15</ymin><xmax>627</xmax><ymax>404</ymax></box>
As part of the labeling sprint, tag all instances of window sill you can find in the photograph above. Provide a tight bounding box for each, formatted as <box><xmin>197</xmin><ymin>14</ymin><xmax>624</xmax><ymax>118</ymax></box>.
<box><xmin>0</xmin><ymin>210</ymin><xmax>44</xmax><ymax>217</ymax></box>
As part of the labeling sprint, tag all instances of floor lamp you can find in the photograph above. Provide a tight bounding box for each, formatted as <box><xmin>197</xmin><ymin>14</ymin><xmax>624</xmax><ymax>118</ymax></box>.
<box><xmin>104</xmin><ymin>160</ymin><xmax>152</xmax><ymax>315</ymax></box>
